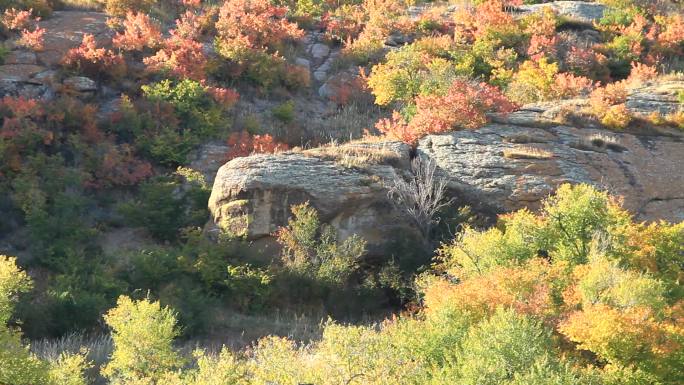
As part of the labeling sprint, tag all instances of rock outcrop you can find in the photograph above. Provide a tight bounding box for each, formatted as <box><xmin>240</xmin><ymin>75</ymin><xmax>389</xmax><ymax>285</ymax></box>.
<box><xmin>208</xmin><ymin>142</ymin><xmax>418</xmax><ymax>252</ymax></box>
<box><xmin>0</xmin><ymin>11</ymin><xmax>111</xmax><ymax>100</ymax></box>
<box><xmin>209</xmin><ymin>81</ymin><xmax>684</xmax><ymax>249</ymax></box>
<box><xmin>516</xmin><ymin>1</ymin><xmax>606</xmax><ymax>25</ymax></box>
<box><xmin>419</xmin><ymin>123</ymin><xmax>684</xmax><ymax>223</ymax></box>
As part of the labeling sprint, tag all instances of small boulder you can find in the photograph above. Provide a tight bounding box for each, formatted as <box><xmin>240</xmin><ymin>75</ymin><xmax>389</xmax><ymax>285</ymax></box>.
<box><xmin>311</xmin><ymin>43</ymin><xmax>330</xmax><ymax>59</ymax></box>
<box><xmin>295</xmin><ymin>57</ymin><xmax>311</xmax><ymax>70</ymax></box>
<box><xmin>63</xmin><ymin>76</ymin><xmax>97</xmax><ymax>92</ymax></box>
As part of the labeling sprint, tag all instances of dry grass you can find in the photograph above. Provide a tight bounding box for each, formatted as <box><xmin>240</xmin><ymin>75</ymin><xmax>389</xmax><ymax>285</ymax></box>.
<box><xmin>313</xmin><ymin>103</ymin><xmax>384</xmax><ymax>142</ymax></box>
<box><xmin>303</xmin><ymin>141</ymin><xmax>402</xmax><ymax>168</ymax></box>
<box><xmin>53</xmin><ymin>0</ymin><xmax>103</xmax><ymax>11</ymax></box>
<box><xmin>31</xmin><ymin>332</ymin><xmax>113</xmax><ymax>367</ymax></box>
<box><xmin>503</xmin><ymin>146</ymin><xmax>554</xmax><ymax>159</ymax></box>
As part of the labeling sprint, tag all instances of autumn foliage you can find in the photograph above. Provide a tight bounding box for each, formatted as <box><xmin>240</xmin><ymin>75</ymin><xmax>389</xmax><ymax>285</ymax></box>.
<box><xmin>62</xmin><ymin>34</ymin><xmax>126</xmax><ymax>78</ymax></box>
<box><xmin>376</xmin><ymin>80</ymin><xmax>517</xmax><ymax>144</ymax></box>
<box><xmin>226</xmin><ymin>131</ymin><xmax>289</xmax><ymax>160</ymax></box>
<box><xmin>111</xmin><ymin>11</ymin><xmax>162</xmax><ymax>51</ymax></box>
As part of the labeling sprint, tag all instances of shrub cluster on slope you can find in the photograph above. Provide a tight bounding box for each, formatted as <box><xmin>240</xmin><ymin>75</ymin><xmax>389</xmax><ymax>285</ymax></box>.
<box><xmin>2</xmin><ymin>184</ymin><xmax>682</xmax><ymax>384</ymax></box>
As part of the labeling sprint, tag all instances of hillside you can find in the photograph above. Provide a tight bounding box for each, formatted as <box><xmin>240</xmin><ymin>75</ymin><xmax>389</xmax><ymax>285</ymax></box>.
<box><xmin>0</xmin><ymin>0</ymin><xmax>683</xmax><ymax>384</ymax></box>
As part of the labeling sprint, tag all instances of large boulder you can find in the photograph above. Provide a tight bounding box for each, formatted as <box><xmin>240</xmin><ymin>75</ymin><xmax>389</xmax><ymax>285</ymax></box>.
<box><xmin>208</xmin><ymin>142</ymin><xmax>417</xmax><ymax>253</ymax></box>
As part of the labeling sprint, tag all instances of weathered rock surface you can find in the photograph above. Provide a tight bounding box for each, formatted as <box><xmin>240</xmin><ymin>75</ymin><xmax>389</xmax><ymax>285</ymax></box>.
<box><xmin>208</xmin><ymin>142</ymin><xmax>416</xmax><ymax>252</ymax></box>
<box><xmin>626</xmin><ymin>80</ymin><xmax>684</xmax><ymax>116</ymax></box>
<box><xmin>418</xmin><ymin>124</ymin><xmax>684</xmax><ymax>223</ymax></box>
<box><xmin>517</xmin><ymin>1</ymin><xmax>606</xmax><ymax>25</ymax></box>
<box><xmin>63</xmin><ymin>76</ymin><xmax>97</xmax><ymax>92</ymax></box>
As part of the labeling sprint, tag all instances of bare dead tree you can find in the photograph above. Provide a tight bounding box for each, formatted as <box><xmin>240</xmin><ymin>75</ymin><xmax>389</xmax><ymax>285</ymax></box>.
<box><xmin>387</xmin><ymin>156</ymin><xmax>451</xmax><ymax>239</ymax></box>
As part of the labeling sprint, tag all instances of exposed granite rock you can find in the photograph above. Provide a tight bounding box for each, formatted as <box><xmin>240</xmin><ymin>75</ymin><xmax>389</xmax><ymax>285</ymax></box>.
<box><xmin>311</xmin><ymin>43</ymin><xmax>330</xmax><ymax>60</ymax></box>
<box><xmin>208</xmin><ymin>143</ymin><xmax>416</xmax><ymax>252</ymax></box>
<box><xmin>517</xmin><ymin>1</ymin><xmax>606</xmax><ymax>25</ymax></box>
<box><xmin>0</xmin><ymin>64</ymin><xmax>47</xmax><ymax>82</ymax></box>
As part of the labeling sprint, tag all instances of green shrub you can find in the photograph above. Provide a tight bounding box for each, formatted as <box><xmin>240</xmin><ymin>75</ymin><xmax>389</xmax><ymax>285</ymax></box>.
<box><xmin>142</xmin><ymin>79</ymin><xmax>227</xmax><ymax>141</ymax></box>
<box><xmin>224</xmin><ymin>264</ymin><xmax>273</xmax><ymax>312</ymax></box>
<box><xmin>453</xmin><ymin>308</ymin><xmax>554</xmax><ymax>385</ymax></box>
<box><xmin>119</xmin><ymin>167</ymin><xmax>210</xmax><ymax>242</ymax></box>
<box><xmin>277</xmin><ymin>202</ymin><xmax>366</xmax><ymax>286</ymax></box>
<box><xmin>0</xmin><ymin>256</ymin><xmax>49</xmax><ymax>385</ymax></box>
<box><xmin>47</xmin><ymin>352</ymin><xmax>91</xmax><ymax>385</ymax></box>
<box><xmin>438</xmin><ymin>184</ymin><xmax>633</xmax><ymax>275</ymax></box>
<box><xmin>102</xmin><ymin>296</ymin><xmax>182</xmax><ymax>384</ymax></box>
<box><xmin>272</xmin><ymin>100</ymin><xmax>296</xmax><ymax>124</ymax></box>
<box><xmin>115</xmin><ymin>81</ymin><xmax>233</xmax><ymax>166</ymax></box>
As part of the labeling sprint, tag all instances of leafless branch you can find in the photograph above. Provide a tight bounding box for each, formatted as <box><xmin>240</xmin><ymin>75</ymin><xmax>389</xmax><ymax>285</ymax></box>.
<box><xmin>387</xmin><ymin>156</ymin><xmax>452</xmax><ymax>238</ymax></box>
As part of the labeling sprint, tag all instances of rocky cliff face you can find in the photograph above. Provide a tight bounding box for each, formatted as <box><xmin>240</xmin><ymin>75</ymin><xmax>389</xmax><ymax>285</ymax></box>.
<box><xmin>209</xmin><ymin>81</ymin><xmax>684</xmax><ymax>251</ymax></box>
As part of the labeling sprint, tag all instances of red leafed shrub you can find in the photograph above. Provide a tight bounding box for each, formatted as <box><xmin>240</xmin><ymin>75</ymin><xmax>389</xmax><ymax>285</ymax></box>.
<box><xmin>453</xmin><ymin>0</ymin><xmax>518</xmax><ymax>40</ymax></box>
<box><xmin>112</xmin><ymin>12</ymin><xmax>162</xmax><ymax>51</ymax></box>
<box><xmin>374</xmin><ymin>111</ymin><xmax>418</xmax><ymax>144</ymax></box>
<box><xmin>17</xmin><ymin>26</ymin><xmax>45</xmax><ymax>51</ymax></box>
<box><xmin>94</xmin><ymin>144</ymin><xmax>153</xmax><ymax>187</ymax></box>
<box><xmin>409</xmin><ymin>80</ymin><xmax>517</xmax><ymax>136</ymax></box>
<box><xmin>1</xmin><ymin>8</ymin><xmax>36</xmax><ymax>31</ymax></box>
<box><xmin>63</xmin><ymin>34</ymin><xmax>126</xmax><ymax>78</ymax></box>
<box><xmin>226</xmin><ymin>131</ymin><xmax>289</xmax><ymax>160</ymax></box>
<box><xmin>325</xmin><ymin>73</ymin><xmax>369</xmax><ymax>106</ymax></box>
<box><xmin>563</xmin><ymin>46</ymin><xmax>610</xmax><ymax>82</ymax></box>
<box><xmin>214</xmin><ymin>0</ymin><xmax>304</xmax><ymax>87</ymax></box>
<box><xmin>653</xmin><ymin>14</ymin><xmax>684</xmax><ymax>53</ymax></box>
<box><xmin>215</xmin><ymin>0</ymin><xmax>304</xmax><ymax>51</ymax></box>
<box><xmin>282</xmin><ymin>64</ymin><xmax>311</xmax><ymax>90</ymax></box>
<box><xmin>552</xmin><ymin>72</ymin><xmax>595</xmax><ymax>99</ymax></box>
<box><xmin>626</xmin><ymin>62</ymin><xmax>658</xmax><ymax>86</ymax></box>
<box><xmin>207</xmin><ymin>86</ymin><xmax>240</xmax><ymax>107</ymax></box>
<box><xmin>173</xmin><ymin>10</ymin><xmax>203</xmax><ymax>40</ymax></box>
<box><xmin>528</xmin><ymin>34</ymin><xmax>558</xmax><ymax>62</ymax></box>
<box><xmin>143</xmin><ymin>30</ymin><xmax>206</xmax><ymax>81</ymax></box>
<box><xmin>322</xmin><ymin>6</ymin><xmax>366</xmax><ymax>43</ymax></box>
<box><xmin>376</xmin><ymin>81</ymin><xmax>517</xmax><ymax>145</ymax></box>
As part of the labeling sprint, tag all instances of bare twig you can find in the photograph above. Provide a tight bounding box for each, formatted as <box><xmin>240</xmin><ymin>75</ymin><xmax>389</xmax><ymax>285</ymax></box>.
<box><xmin>387</xmin><ymin>156</ymin><xmax>452</xmax><ymax>238</ymax></box>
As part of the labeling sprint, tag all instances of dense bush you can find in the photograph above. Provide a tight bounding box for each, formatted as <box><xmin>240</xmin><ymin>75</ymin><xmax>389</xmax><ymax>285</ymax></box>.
<box><xmin>213</xmin><ymin>0</ymin><xmax>306</xmax><ymax>88</ymax></box>
<box><xmin>277</xmin><ymin>202</ymin><xmax>366</xmax><ymax>286</ymax></box>
<box><xmin>375</xmin><ymin>79</ymin><xmax>517</xmax><ymax>144</ymax></box>
<box><xmin>119</xmin><ymin>167</ymin><xmax>210</xmax><ymax>241</ymax></box>
<box><xmin>62</xmin><ymin>34</ymin><xmax>127</xmax><ymax>79</ymax></box>
<box><xmin>3</xmin><ymin>183</ymin><xmax>683</xmax><ymax>384</ymax></box>
<box><xmin>110</xmin><ymin>80</ymin><xmax>236</xmax><ymax>165</ymax></box>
